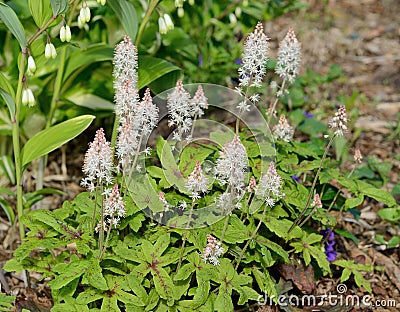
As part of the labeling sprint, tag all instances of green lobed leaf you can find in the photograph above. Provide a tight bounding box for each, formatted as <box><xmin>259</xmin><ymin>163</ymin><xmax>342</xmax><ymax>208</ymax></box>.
<box><xmin>378</xmin><ymin>207</ymin><xmax>400</xmax><ymax>222</ymax></box>
<box><xmin>151</xmin><ymin>266</ymin><xmax>175</xmax><ymax>301</ymax></box>
<box><xmin>28</xmin><ymin>0</ymin><xmax>52</xmax><ymax>28</ymax></box>
<box><xmin>361</xmin><ymin>187</ymin><xmax>396</xmax><ymax>207</ymax></box>
<box><xmin>156</xmin><ymin>136</ymin><xmax>187</xmax><ymax>193</ymax></box>
<box><xmin>107</xmin><ymin>0</ymin><xmax>138</xmax><ymax>42</ymax></box>
<box><xmin>50</xmin><ymin>260</ymin><xmax>89</xmax><ymax>290</ymax></box>
<box><xmin>84</xmin><ymin>258</ymin><xmax>108</xmax><ymax>291</ymax></box>
<box><xmin>0</xmin><ymin>3</ymin><xmax>28</xmax><ymax>48</ymax></box>
<box><xmin>21</xmin><ymin>115</ymin><xmax>95</xmax><ymax>167</ymax></box>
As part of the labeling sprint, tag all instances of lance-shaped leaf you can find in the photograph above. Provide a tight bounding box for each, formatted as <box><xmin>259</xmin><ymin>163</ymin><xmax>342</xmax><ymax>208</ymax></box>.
<box><xmin>21</xmin><ymin>115</ymin><xmax>95</xmax><ymax>167</ymax></box>
<box><xmin>108</xmin><ymin>0</ymin><xmax>138</xmax><ymax>41</ymax></box>
<box><xmin>0</xmin><ymin>3</ymin><xmax>28</xmax><ymax>48</ymax></box>
<box><xmin>50</xmin><ymin>0</ymin><xmax>69</xmax><ymax>15</ymax></box>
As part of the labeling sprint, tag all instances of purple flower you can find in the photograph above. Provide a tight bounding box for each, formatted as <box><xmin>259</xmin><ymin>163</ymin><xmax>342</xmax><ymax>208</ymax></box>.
<box><xmin>198</xmin><ymin>54</ymin><xmax>203</xmax><ymax>67</ymax></box>
<box><xmin>320</xmin><ymin>228</ymin><xmax>337</xmax><ymax>262</ymax></box>
<box><xmin>291</xmin><ymin>175</ymin><xmax>300</xmax><ymax>182</ymax></box>
<box><xmin>303</xmin><ymin>111</ymin><xmax>313</xmax><ymax>118</ymax></box>
<box><xmin>234</xmin><ymin>58</ymin><xmax>243</xmax><ymax>65</ymax></box>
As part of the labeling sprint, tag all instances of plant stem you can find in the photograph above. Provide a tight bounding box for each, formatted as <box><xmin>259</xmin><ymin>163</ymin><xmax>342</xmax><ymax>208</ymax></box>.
<box><xmin>288</xmin><ymin>135</ymin><xmax>334</xmax><ymax>232</ymax></box>
<box><xmin>135</xmin><ymin>0</ymin><xmax>160</xmax><ymax>46</ymax></box>
<box><xmin>98</xmin><ymin>184</ymin><xmax>105</xmax><ymax>258</ymax></box>
<box><xmin>177</xmin><ymin>199</ymin><xmax>195</xmax><ymax>271</ymax></box>
<box><xmin>235</xmin><ymin>204</ymin><xmax>267</xmax><ymax>269</ymax></box>
<box><xmin>12</xmin><ymin>52</ymin><xmax>27</xmax><ymax>240</ymax></box>
<box><xmin>267</xmin><ymin>79</ymin><xmax>286</xmax><ymax>123</ymax></box>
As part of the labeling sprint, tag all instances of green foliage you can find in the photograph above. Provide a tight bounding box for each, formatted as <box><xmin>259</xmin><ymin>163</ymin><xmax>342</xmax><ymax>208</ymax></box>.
<box><xmin>0</xmin><ymin>292</ymin><xmax>15</xmax><ymax>312</ymax></box>
<box><xmin>334</xmin><ymin>259</ymin><xmax>373</xmax><ymax>293</ymax></box>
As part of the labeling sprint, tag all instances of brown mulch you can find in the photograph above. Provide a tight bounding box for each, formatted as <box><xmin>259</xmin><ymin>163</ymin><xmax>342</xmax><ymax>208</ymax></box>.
<box><xmin>1</xmin><ymin>0</ymin><xmax>399</xmax><ymax>311</ymax></box>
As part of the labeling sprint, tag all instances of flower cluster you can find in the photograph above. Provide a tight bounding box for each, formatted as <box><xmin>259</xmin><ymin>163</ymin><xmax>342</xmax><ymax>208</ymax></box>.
<box><xmin>103</xmin><ymin>184</ymin><xmax>126</xmax><ymax>228</ymax></box>
<box><xmin>45</xmin><ymin>42</ymin><xmax>57</xmax><ymax>59</ymax></box>
<box><xmin>311</xmin><ymin>193</ymin><xmax>322</xmax><ymax>209</ymax></box>
<box><xmin>190</xmin><ymin>85</ymin><xmax>208</xmax><ymax>118</ymax></box>
<box><xmin>22</xmin><ymin>88</ymin><xmax>35</xmax><ymax>107</ymax></box>
<box><xmin>354</xmin><ymin>148</ymin><xmax>363</xmax><ymax>163</ymax></box>
<box><xmin>60</xmin><ymin>25</ymin><xmax>71</xmax><ymax>42</ymax></box>
<box><xmin>202</xmin><ymin>234</ymin><xmax>224</xmax><ymax>265</ymax></box>
<box><xmin>275</xmin><ymin>27</ymin><xmax>301</xmax><ymax>83</ymax></box>
<box><xmin>256</xmin><ymin>162</ymin><xmax>283</xmax><ymax>207</ymax></box>
<box><xmin>167</xmin><ymin>80</ymin><xmax>192</xmax><ymax>141</ymax></box>
<box><xmin>158</xmin><ymin>14</ymin><xmax>174</xmax><ymax>35</ymax></box>
<box><xmin>215</xmin><ymin>135</ymin><xmax>248</xmax><ymax>192</ymax></box>
<box><xmin>113</xmin><ymin>35</ymin><xmax>138</xmax><ymax>96</ymax></box>
<box><xmin>81</xmin><ymin>128</ymin><xmax>113</xmax><ymax>192</ymax></box>
<box><xmin>113</xmin><ymin>36</ymin><xmax>158</xmax><ymax>170</ymax></box>
<box><xmin>238</xmin><ymin>22</ymin><xmax>269</xmax><ymax>88</ymax></box>
<box><xmin>116</xmin><ymin>88</ymin><xmax>159</xmax><ymax>169</ymax></box>
<box><xmin>187</xmin><ymin>161</ymin><xmax>208</xmax><ymax>200</ymax></box>
<box><xmin>320</xmin><ymin>228</ymin><xmax>337</xmax><ymax>262</ymax></box>
<box><xmin>247</xmin><ymin>176</ymin><xmax>257</xmax><ymax>193</ymax></box>
<box><xmin>273</xmin><ymin>115</ymin><xmax>294</xmax><ymax>142</ymax></box>
<box><xmin>329</xmin><ymin>105</ymin><xmax>348</xmax><ymax>137</ymax></box>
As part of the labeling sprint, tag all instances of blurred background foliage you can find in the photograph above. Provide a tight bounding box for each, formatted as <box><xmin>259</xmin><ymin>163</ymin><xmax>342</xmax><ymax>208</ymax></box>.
<box><xmin>0</xmin><ymin>0</ymin><xmax>306</xmax><ymax>156</ymax></box>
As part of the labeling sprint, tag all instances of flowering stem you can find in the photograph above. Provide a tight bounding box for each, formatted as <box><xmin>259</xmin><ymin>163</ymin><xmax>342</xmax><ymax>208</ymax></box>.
<box><xmin>12</xmin><ymin>51</ymin><xmax>27</xmax><ymax>241</ymax></box>
<box><xmin>98</xmin><ymin>184</ymin><xmax>105</xmax><ymax>258</ymax></box>
<box><xmin>321</xmin><ymin>166</ymin><xmax>356</xmax><ymax>245</ymax></box>
<box><xmin>235</xmin><ymin>203</ymin><xmax>268</xmax><ymax>270</ymax></box>
<box><xmin>235</xmin><ymin>78</ymin><xmax>252</xmax><ymax>134</ymax></box>
<box><xmin>91</xmin><ymin>179</ymin><xmax>100</xmax><ymax>232</ymax></box>
<box><xmin>289</xmin><ymin>135</ymin><xmax>334</xmax><ymax>232</ymax></box>
<box><xmin>100</xmin><ymin>222</ymin><xmax>113</xmax><ymax>260</ymax></box>
<box><xmin>177</xmin><ymin>199</ymin><xmax>195</xmax><ymax>271</ymax></box>
<box><xmin>268</xmin><ymin>78</ymin><xmax>286</xmax><ymax>123</ymax></box>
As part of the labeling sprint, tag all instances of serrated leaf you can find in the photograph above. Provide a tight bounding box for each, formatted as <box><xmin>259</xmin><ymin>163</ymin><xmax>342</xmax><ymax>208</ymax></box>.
<box><xmin>3</xmin><ymin>258</ymin><xmax>24</xmax><ymax>273</ymax></box>
<box><xmin>50</xmin><ymin>260</ymin><xmax>89</xmax><ymax>290</ymax></box>
<box><xmin>178</xmin><ymin>146</ymin><xmax>213</xmax><ymax>176</ymax></box>
<box><xmin>156</xmin><ymin>136</ymin><xmax>187</xmax><ymax>193</ymax></box>
<box><xmin>174</xmin><ymin>263</ymin><xmax>195</xmax><ymax>281</ymax></box>
<box><xmin>21</xmin><ymin>115</ymin><xmax>95</xmax><ymax>167</ymax></box>
<box><xmin>127</xmin><ymin>274</ymin><xmax>148</xmax><ymax>303</ymax></box>
<box><xmin>115</xmin><ymin>288</ymin><xmax>145</xmax><ymax>306</ymax></box>
<box><xmin>353</xmin><ymin>271</ymin><xmax>372</xmax><ymax>293</ymax></box>
<box><xmin>340</xmin><ymin>268</ymin><xmax>351</xmax><ymax>282</ymax></box>
<box><xmin>107</xmin><ymin>0</ymin><xmax>138</xmax><ymax>42</ymax></box>
<box><xmin>0</xmin><ymin>3</ymin><xmax>28</xmax><ymax>48</ymax></box>
<box><xmin>214</xmin><ymin>283</ymin><xmax>233</xmax><ymax>312</ymax></box>
<box><xmin>76</xmin><ymin>288</ymin><xmax>104</xmax><ymax>305</ymax></box>
<box><xmin>84</xmin><ymin>258</ymin><xmax>108</xmax><ymax>291</ymax></box>
<box><xmin>154</xmin><ymin>232</ymin><xmax>170</xmax><ymax>256</ymax></box>
<box><xmin>258</xmin><ymin>238</ymin><xmax>290</xmax><ymax>264</ymax></box>
<box><xmin>151</xmin><ymin>266</ymin><xmax>175</xmax><ymax>301</ymax></box>
<box><xmin>362</xmin><ymin>187</ymin><xmax>395</xmax><ymax>207</ymax></box>
<box><xmin>308</xmin><ymin>246</ymin><xmax>331</xmax><ymax>273</ymax></box>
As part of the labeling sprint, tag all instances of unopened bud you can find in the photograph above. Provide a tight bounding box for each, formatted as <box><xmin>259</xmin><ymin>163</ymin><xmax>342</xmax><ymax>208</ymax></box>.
<box><xmin>84</xmin><ymin>7</ymin><xmax>91</xmax><ymax>22</ymax></box>
<box><xmin>65</xmin><ymin>25</ymin><xmax>71</xmax><ymax>42</ymax></box>
<box><xmin>27</xmin><ymin>89</ymin><xmax>35</xmax><ymax>107</ymax></box>
<box><xmin>22</xmin><ymin>89</ymin><xmax>29</xmax><ymax>105</ymax></box>
<box><xmin>97</xmin><ymin>0</ymin><xmax>106</xmax><ymax>5</ymax></box>
<box><xmin>27</xmin><ymin>56</ymin><xmax>36</xmax><ymax>75</ymax></box>
<box><xmin>235</xmin><ymin>7</ymin><xmax>242</xmax><ymax>17</ymax></box>
<box><xmin>229</xmin><ymin>13</ymin><xmax>237</xmax><ymax>26</ymax></box>
<box><xmin>45</xmin><ymin>43</ymin><xmax>57</xmax><ymax>59</ymax></box>
<box><xmin>164</xmin><ymin>14</ymin><xmax>174</xmax><ymax>31</ymax></box>
<box><xmin>188</xmin><ymin>0</ymin><xmax>194</xmax><ymax>4</ymax></box>
<box><xmin>158</xmin><ymin>17</ymin><xmax>167</xmax><ymax>34</ymax></box>
<box><xmin>60</xmin><ymin>26</ymin><xmax>66</xmax><ymax>42</ymax></box>
<box><xmin>178</xmin><ymin>7</ymin><xmax>184</xmax><ymax>17</ymax></box>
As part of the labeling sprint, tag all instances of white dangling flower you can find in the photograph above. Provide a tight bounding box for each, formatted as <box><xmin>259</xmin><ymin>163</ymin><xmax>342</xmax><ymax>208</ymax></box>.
<box><xmin>22</xmin><ymin>89</ymin><xmax>29</xmax><ymax>105</ymax></box>
<box><xmin>164</xmin><ymin>14</ymin><xmax>174</xmax><ymax>31</ymax></box>
<box><xmin>27</xmin><ymin>56</ymin><xmax>36</xmax><ymax>75</ymax></box>
<box><xmin>158</xmin><ymin>16</ymin><xmax>167</xmax><ymax>34</ymax></box>
<box><xmin>60</xmin><ymin>26</ymin><xmax>66</xmax><ymax>42</ymax></box>
<box><xmin>27</xmin><ymin>88</ymin><xmax>35</xmax><ymax>107</ymax></box>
